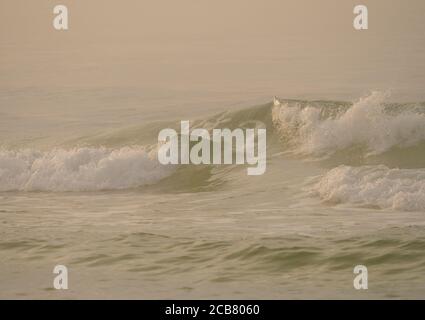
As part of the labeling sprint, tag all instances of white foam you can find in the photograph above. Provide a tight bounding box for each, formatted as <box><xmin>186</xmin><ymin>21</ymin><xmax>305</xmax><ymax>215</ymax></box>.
<box><xmin>313</xmin><ymin>165</ymin><xmax>425</xmax><ymax>211</ymax></box>
<box><xmin>272</xmin><ymin>91</ymin><xmax>425</xmax><ymax>156</ymax></box>
<box><xmin>0</xmin><ymin>146</ymin><xmax>174</xmax><ymax>191</ymax></box>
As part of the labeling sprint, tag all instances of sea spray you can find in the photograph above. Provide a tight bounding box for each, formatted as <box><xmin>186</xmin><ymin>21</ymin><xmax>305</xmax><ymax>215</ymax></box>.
<box><xmin>272</xmin><ymin>92</ymin><xmax>425</xmax><ymax>157</ymax></box>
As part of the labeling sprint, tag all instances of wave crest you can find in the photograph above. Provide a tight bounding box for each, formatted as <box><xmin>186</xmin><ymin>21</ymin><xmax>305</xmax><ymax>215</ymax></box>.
<box><xmin>272</xmin><ymin>92</ymin><xmax>425</xmax><ymax>157</ymax></box>
<box><xmin>0</xmin><ymin>147</ymin><xmax>173</xmax><ymax>191</ymax></box>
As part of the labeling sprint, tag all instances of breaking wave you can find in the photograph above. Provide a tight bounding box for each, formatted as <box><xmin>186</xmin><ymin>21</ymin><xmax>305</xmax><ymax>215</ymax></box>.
<box><xmin>272</xmin><ymin>91</ymin><xmax>425</xmax><ymax>158</ymax></box>
<box><xmin>2</xmin><ymin>91</ymin><xmax>425</xmax><ymax>211</ymax></box>
<box><xmin>0</xmin><ymin>147</ymin><xmax>174</xmax><ymax>191</ymax></box>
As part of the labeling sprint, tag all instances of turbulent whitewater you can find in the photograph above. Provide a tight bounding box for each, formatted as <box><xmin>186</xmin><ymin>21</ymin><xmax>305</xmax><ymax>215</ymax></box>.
<box><xmin>0</xmin><ymin>147</ymin><xmax>173</xmax><ymax>191</ymax></box>
<box><xmin>272</xmin><ymin>91</ymin><xmax>425</xmax><ymax>157</ymax></box>
<box><xmin>313</xmin><ymin>165</ymin><xmax>425</xmax><ymax>211</ymax></box>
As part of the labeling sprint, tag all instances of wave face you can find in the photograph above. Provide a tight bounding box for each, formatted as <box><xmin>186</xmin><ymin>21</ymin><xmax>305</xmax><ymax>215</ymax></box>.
<box><xmin>272</xmin><ymin>91</ymin><xmax>425</xmax><ymax>158</ymax></box>
<box><xmin>0</xmin><ymin>147</ymin><xmax>173</xmax><ymax>191</ymax></box>
<box><xmin>313</xmin><ymin>165</ymin><xmax>425</xmax><ymax>211</ymax></box>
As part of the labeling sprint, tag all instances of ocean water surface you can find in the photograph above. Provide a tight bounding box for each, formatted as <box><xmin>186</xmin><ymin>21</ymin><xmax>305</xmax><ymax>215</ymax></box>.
<box><xmin>2</xmin><ymin>90</ymin><xmax>425</xmax><ymax>299</ymax></box>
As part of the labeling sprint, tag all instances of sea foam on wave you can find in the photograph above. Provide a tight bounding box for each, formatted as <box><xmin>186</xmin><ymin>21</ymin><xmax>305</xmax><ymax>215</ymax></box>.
<box><xmin>313</xmin><ymin>165</ymin><xmax>425</xmax><ymax>211</ymax></box>
<box><xmin>0</xmin><ymin>146</ymin><xmax>174</xmax><ymax>191</ymax></box>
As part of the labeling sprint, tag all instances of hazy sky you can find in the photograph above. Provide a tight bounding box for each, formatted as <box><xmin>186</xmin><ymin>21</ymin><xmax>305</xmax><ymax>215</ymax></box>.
<box><xmin>1</xmin><ymin>0</ymin><xmax>425</xmax><ymax>100</ymax></box>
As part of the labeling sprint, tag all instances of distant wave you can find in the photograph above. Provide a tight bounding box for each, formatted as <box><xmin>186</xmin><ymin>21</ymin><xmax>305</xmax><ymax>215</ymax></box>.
<box><xmin>313</xmin><ymin>165</ymin><xmax>425</xmax><ymax>211</ymax></box>
<box><xmin>0</xmin><ymin>147</ymin><xmax>174</xmax><ymax>191</ymax></box>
